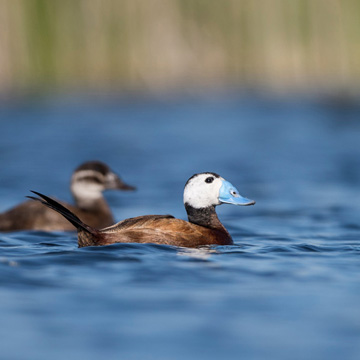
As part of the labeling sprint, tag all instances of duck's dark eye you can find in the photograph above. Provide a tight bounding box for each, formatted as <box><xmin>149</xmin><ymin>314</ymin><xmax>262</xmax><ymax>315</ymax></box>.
<box><xmin>205</xmin><ymin>177</ymin><xmax>214</xmax><ymax>184</ymax></box>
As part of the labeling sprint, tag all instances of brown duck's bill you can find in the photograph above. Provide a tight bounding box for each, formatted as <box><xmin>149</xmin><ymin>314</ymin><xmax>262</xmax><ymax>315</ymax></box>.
<box><xmin>113</xmin><ymin>177</ymin><xmax>136</xmax><ymax>191</ymax></box>
<box><xmin>116</xmin><ymin>181</ymin><xmax>136</xmax><ymax>191</ymax></box>
<box><xmin>104</xmin><ymin>171</ymin><xmax>136</xmax><ymax>191</ymax></box>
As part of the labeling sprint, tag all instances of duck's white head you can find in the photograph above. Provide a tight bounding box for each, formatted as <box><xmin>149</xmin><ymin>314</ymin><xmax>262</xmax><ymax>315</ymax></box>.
<box><xmin>183</xmin><ymin>172</ymin><xmax>255</xmax><ymax>209</ymax></box>
<box><xmin>71</xmin><ymin>161</ymin><xmax>135</xmax><ymax>205</ymax></box>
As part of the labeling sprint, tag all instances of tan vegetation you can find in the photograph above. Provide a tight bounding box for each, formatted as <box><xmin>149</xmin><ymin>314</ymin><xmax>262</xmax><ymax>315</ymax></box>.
<box><xmin>0</xmin><ymin>0</ymin><xmax>359</xmax><ymax>93</ymax></box>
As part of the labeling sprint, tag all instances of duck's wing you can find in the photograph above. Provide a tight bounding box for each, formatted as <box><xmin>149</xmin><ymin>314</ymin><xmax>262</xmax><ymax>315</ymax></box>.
<box><xmin>98</xmin><ymin>216</ymin><xmax>218</xmax><ymax>247</ymax></box>
<box><xmin>101</xmin><ymin>214</ymin><xmax>175</xmax><ymax>232</ymax></box>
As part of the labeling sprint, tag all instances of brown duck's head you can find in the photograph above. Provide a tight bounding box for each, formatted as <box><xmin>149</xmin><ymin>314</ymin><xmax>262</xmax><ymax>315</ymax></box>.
<box><xmin>71</xmin><ymin>161</ymin><xmax>135</xmax><ymax>201</ymax></box>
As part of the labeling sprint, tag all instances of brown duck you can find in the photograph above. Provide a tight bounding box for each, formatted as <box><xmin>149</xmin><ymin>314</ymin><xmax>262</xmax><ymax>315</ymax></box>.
<box><xmin>0</xmin><ymin>161</ymin><xmax>135</xmax><ymax>231</ymax></box>
<box><xmin>29</xmin><ymin>172</ymin><xmax>255</xmax><ymax>247</ymax></box>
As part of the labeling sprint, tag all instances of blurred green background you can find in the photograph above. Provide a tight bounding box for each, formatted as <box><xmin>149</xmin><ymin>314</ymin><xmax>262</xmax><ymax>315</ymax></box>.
<box><xmin>1</xmin><ymin>0</ymin><xmax>359</xmax><ymax>94</ymax></box>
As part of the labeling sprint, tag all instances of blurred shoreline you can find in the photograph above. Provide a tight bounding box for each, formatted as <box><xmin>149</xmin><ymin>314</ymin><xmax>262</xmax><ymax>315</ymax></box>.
<box><xmin>1</xmin><ymin>0</ymin><xmax>360</xmax><ymax>97</ymax></box>
<box><xmin>0</xmin><ymin>85</ymin><xmax>359</xmax><ymax>111</ymax></box>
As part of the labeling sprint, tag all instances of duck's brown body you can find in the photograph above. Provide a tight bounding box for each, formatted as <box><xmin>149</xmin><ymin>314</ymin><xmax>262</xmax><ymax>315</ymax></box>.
<box><xmin>78</xmin><ymin>214</ymin><xmax>233</xmax><ymax>248</ymax></box>
<box><xmin>0</xmin><ymin>197</ymin><xmax>114</xmax><ymax>232</ymax></box>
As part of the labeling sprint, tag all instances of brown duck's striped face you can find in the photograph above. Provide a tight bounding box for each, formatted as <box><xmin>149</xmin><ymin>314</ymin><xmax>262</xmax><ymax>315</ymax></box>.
<box><xmin>183</xmin><ymin>172</ymin><xmax>255</xmax><ymax>209</ymax></box>
<box><xmin>71</xmin><ymin>161</ymin><xmax>135</xmax><ymax>200</ymax></box>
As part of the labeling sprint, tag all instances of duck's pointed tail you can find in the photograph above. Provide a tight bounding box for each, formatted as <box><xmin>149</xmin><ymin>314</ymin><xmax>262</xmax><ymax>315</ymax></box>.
<box><xmin>27</xmin><ymin>191</ymin><xmax>96</xmax><ymax>235</ymax></box>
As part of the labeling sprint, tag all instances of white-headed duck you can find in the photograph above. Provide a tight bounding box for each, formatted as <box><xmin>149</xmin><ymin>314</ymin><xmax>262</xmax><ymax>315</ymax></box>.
<box><xmin>0</xmin><ymin>161</ymin><xmax>135</xmax><ymax>232</ymax></box>
<box><xmin>29</xmin><ymin>172</ymin><xmax>254</xmax><ymax>247</ymax></box>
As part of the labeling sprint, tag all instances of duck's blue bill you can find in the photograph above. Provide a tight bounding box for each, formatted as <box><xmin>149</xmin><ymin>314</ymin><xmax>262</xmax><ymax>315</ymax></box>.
<box><xmin>219</xmin><ymin>180</ymin><xmax>255</xmax><ymax>206</ymax></box>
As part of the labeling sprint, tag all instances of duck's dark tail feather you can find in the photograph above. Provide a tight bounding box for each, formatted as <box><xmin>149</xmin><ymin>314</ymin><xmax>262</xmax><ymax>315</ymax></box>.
<box><xmin>27</xmin><ymin>191</ymin><xmax>95</xmax><ymax>235</ymax></box>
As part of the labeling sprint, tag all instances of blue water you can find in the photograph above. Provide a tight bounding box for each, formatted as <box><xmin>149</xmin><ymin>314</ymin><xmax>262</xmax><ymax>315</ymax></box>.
<box><xmin>0</xmin><ymin>93</ymin><xmax>360</xmax><ymax>360</ymax></box>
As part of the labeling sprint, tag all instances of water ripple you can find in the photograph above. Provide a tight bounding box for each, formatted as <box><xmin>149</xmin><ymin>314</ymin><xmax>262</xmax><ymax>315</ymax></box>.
<box><xmin>1</xmin><ymin>97</ymin><xmax>360</xmax><ymax>360</ymax></box>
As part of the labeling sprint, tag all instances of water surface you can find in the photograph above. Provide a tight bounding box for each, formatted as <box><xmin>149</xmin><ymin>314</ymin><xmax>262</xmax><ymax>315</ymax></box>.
<box><xmin>0</xmin><ymin>93</ymin><xmax>360</xmax><ymax>360</ymax></box>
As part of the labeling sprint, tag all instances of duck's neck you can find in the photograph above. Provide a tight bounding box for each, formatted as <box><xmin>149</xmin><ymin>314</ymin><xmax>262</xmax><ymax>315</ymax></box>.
<box><xmin>72</xmin><ymin>191</ymin><xmax>110</xmax><ymax>214</ymax></box>
<box><xmin>185</xmin><ymin>204</ymin><xmax>228</xmax><ymax>233</ymax></box>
